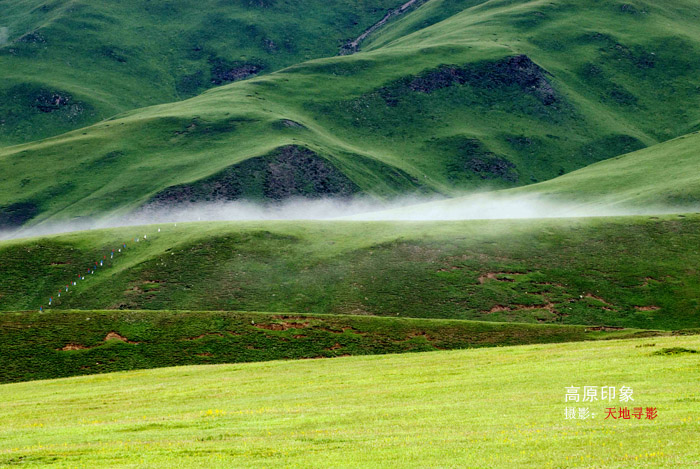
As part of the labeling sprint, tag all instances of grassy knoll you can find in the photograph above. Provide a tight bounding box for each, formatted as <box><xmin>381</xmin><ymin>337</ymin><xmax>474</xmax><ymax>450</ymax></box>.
<box><xmin>0</xmin><ymin>309</ymin><xmax>656</xmax><ymax>383</ymax></box>
<box><xmin>2</xmin><ymin>215</ymin><xmax>700</xmax><ymax>330</ymax></box>
<box><xmin>3</xmin><ymin>1</ymin><xmax>700</xmax><ymax>225</ymax></box>
<box><xmin>509</xmin><ymin>130</ymin><xmax>700</xmax><ymax>208</ymax></box>
<box><xmin>0</xmin><ymin>334</ymin><xmax>697</xmax><ymax>467</ymax></box>
<box><xmin>371</xmin><ymin>130</ymin><xmax>700</xmax><ymax>216</ymax></box>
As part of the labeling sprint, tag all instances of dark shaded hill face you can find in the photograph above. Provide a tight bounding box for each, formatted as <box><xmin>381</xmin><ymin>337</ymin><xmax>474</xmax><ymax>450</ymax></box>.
<box><xmin>0</xmin><ymin>0</ymin><xmax>405</xmax><ymax>145</ymax></box>
<box><xmin>149</xmin><ymin>145</ymin><xmax>360</xmax><ymax>203</ymax></box>
<box><xmin>1</xmin><ymin>0</ymin><xmax>700</xmax><ymax>226</ymax></box>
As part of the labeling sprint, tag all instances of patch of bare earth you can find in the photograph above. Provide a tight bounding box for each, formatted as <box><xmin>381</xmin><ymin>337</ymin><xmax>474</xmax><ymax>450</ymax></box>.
<box><xmin>253</xmin><ymin>321</ymin><xmax>310</xmax><ymax>331</ymax></box>
<box><xmin>104</xmin><ymin>332</ymin><xmax>139</xmax><ymax>344</ymax></box>
<box><xmin>486</xmin><ymin>302</ymin><xmax>557</xmax><ymax>314</ymax></box>
<box><xmin>60</xmin><ymin>343</ymin><xmax>88</xmax><ymax>351</ymax></box>
<box><xmin>478</xmin><ymin>272</ymin><xmax>523</xmax><ymax>284</ymax></box>
<box><xmin>181</xmin><ymin>332</ymin><xmax>225</xmax><ymax>341</ymax></box>
<box><xmin>58</xmin><ymin>331</ymin><xmax>138</xmax><ymax>350</ymax></box>
<box><xmin>323</xmin><ymin>326</ymin><xmax>366</xmax><ymax>335</ymax></box>
<box><xmin>585</xmin><ymin>326</ymin><xmax>625</xmax><ymax>332</ymax></box>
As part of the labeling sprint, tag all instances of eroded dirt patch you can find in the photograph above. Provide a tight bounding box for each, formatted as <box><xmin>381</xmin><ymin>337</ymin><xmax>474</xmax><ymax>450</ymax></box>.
<box><xmin>60</xmin><ymin>343</ymin><xmax>89</xmax><ymax>351</ymax></box>
<box><xmin>181</xmin><ymin>332</ymin><xmax>225</xmax><ymax>341</ymax></box>
<box><xmin>253</xmin><ymin>321</ymin><xmax>310</xmax><ymax>331</ymax></box>
<box><xmin>58</xmin><ymin>331</ymin><xmax>139</xmax><ymax>351</ymax></box>
<box><xmin>478</xmin><ymin>272</ymin><xmax>523</xmax><ymax>284</ymax></box>
<box><xmin>104</xmin><ymin>332</ymin><xmax>139</xmax><ymax>344</ymax></box>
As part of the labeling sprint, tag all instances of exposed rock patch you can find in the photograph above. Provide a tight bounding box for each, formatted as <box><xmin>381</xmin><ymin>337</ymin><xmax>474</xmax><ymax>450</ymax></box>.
<box><xmin>148</xmin><ymin>145</ymin><xmax>359</xmax><ymax>204</ymax></box>
<box><xmin>406</xmin><ymin>55</ymin><xmax>557</xmax><ymax>105</ymax></box>
<box><xmin>209</xmin><ymin>58</ymin><xmax>263</xmax><ymax>85</ymax></box>
<box><xmin>34</xmin><ymin>91</ymin><xmax>73</xmax><ymax>113</ymax></box>
<box><xmin>17</xmin><ymin>31</ymin><xmax>46</xmax><ymax>44</ymax></box>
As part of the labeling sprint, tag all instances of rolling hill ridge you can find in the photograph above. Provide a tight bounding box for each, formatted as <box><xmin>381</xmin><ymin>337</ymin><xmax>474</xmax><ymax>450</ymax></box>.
<box><xmin>2</xmin><ymin>215</ymin><xmax>700</xmax><ymax>330</ymax></box>
<box><xmin>1</xmin><ymin>0</ymin><xmax>700</xmax><ymax>227</ymax></box>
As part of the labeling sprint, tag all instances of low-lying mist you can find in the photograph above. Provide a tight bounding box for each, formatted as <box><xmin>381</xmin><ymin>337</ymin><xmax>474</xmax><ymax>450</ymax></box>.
<box><xmin>1</xmin><ymin>194</ymin><xmax>697</xmax><ymax>240</ymax></box>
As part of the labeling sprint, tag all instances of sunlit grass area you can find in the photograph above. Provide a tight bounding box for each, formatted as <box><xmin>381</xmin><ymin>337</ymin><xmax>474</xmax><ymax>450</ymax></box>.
<box><xmin>0</xmin><ymin>334</ymin><xmax>697</xmax><ymax>467</ymax></box>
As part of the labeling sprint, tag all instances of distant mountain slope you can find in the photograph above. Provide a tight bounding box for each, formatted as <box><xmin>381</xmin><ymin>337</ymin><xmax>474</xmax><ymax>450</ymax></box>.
<box><xmin>1</xmin><ymin>0</ymin><xmax>700</xmax><ymax>226</ymax></box>
<box><xmin>361</xmin><ymin>130</ymin><xmax>700</xmax><ymax>218</ymax></box>
<box><xmin>511</xmin><ymin>130</ymin><xmax>700</xmax><ymax>207</ymax></box>
<box><xmin>0</xmin><ymin>0</ymin><xmax>407</xmax><ymax>145</ymax></box>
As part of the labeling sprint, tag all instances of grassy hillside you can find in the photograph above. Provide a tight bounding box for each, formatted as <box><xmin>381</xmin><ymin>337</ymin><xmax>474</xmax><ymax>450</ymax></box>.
<box><xmin>362</xmin><ymin>129</ymin><xmax>700</xmax><ymax>218</ymax></box>
<box><xmin>2</xmin><ymin>0</ymin><xmax>700</xmax><ymax>226</ymax></box>
<box><xmin>0</xmin><ymin>0</ymin><xmax>407</xmax><ymax>146</ymax></box>
<box><xmin>2</xmin><ymin>215</ymin><xmax>700</xmax><ymax>330</ymax></box>
<box><xmin>0</xmin><ymin>309</ymin><xmax>655</xmax><ymax>383</ymax></box>
<box><xmin>510</xmin><ymin>130</ymin><xmax>700</xmax><ymax>207</ymax></box>
<box><xmin>0</xmin><ymin>334</ymin><xmax>698</xmax><ymax>467</ymax></box>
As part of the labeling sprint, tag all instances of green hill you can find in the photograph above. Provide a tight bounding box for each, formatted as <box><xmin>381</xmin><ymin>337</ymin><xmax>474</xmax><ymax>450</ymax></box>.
<box><xmin>510</xmin><ymin>130</ymin><xmax>700</xmax><ymax>208</ymax></box>
<box><xmin>0</xmin><ymin>0</ymin><xmax>408</xmax><ymax>146</ymax></box>
<box><xmin>2</xmin><ymin>0</ymin><xmax>700</xmax><ymax>226</ymax></box>
<box><xmin>2</xmin><ymin>215</ymin><xmax>700</xmax><ymax>330</ymax></box>
<box><xmin>360</xmin><ymin>129</ymin><xmax>700</xmax><ymax>218</ymax></box>
<box><xmin>0</xmin><ymin>334</ymin><xmax>698</xmax><ymax>467</ymax></box>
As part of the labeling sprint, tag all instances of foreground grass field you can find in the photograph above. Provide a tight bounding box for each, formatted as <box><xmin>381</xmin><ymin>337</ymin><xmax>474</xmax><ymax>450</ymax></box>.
<box><xmin>0</xmin><ymin>334</ymin><xmax>697</xmax><ymax>467</ymax></box>
<box><xmin>2</xmin><ymin>215</ymin><xmax>700</xmax><ymax>330</ymax></box>
<box><xmin>0</xmin><ymin>309</ymin><xmax>659</xmax><ymax>383</ymax></box>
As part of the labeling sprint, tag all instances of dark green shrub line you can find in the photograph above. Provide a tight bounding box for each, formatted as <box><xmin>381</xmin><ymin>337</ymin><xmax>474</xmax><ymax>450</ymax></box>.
<box><xmin>0</xmin><ymin>310</ymin><xmax>663</xmax><ymax>383</ymax></box>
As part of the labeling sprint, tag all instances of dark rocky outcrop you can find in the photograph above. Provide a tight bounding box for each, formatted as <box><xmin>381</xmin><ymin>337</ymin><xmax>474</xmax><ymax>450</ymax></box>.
<box><xmin>209</xmin><ymin>58</ymin><xmax>263</xmax><ymax>85</ymax></box>
<box><xmin>149</xmin><ymin>145</ymin><xmax>359</xmax><ymax>204</ymax></box>
<box><xmin>33</xmin><ymin>91</ymin><xmax>73</xmax><ymax>113</ymax></box>
<box><xmin>406</xmin><ymin>55</ymin><xmax>557</xmax><ymax>105</ymax></box>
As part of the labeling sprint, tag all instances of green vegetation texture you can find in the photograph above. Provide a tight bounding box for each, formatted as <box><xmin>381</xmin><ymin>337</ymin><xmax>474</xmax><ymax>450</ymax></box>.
<box><xmin>2</xmin><ymin>215</ymin><xmax>699</xmax><ymax>330</ymax></box>
<box><xmin>382</xmin><ymin>130</ymin><xmax>700</xmax><ymax>214</ymax></box>
<box><xmin>0</xmin><ymin>309</ymin><xmax>657</xmax><ymax>383</ymax></box>
<box><xmin>0</xmin><ymin>0</ymin><xmax>406</xmax><ymax>145</ymax></box>
<box><xmin>2</xmin><ymin>0</ymin><xmax>700</xmax><ymax>225</ymax></box>
<box><xmin>0</xmin><ymin>334</ymin><xmax>697</xmax><ymax>467</ymax></box>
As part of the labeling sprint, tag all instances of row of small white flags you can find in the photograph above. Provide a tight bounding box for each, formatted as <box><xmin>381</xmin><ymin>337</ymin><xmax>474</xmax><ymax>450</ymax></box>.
<box><xmin>39</xmin><ymin>228</ymin><xmax>162</xmax><ymax>311</ymax></box>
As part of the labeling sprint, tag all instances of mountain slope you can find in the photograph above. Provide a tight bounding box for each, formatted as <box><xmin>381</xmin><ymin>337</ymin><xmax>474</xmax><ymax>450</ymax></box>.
<box><xmin>2</xmin><ymin>215</ymin><xmax>700</xmax><ymax>330</ymax></box>
<box><xmin>359</xmin><ymin>129</ymin><xmax>700</xmax><ymax>218</ymax></box>
<box><xmin>2</xmin><ymin>0</ymin><xmax>700</xmax><ymax>226</ymax></box>
<box><xmin>511</xmin><ymin>129</ymin><xmax>700</xmax><ymax>207</ymax></box>
<box><xmin>388</xmin><ymin>129</ymin><xmax>700</xmax><ymax>220</ymax></box>
<box><xmin>0</xmin><ymin>0</ymin><xmax>409</xmax><ymax>145</ymax></box>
